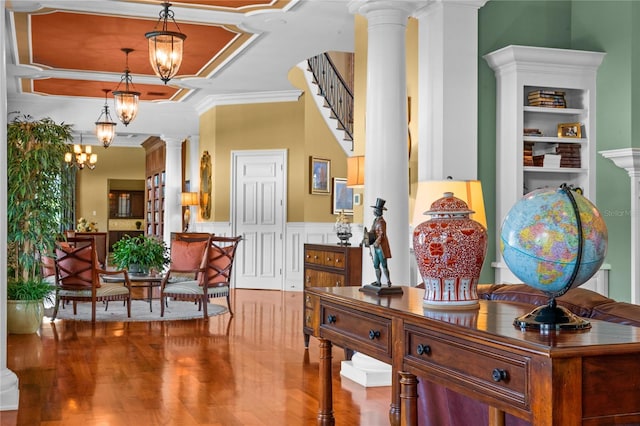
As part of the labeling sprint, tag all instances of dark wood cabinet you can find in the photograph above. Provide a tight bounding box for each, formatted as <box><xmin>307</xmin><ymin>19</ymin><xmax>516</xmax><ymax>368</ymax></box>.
<box><xmin>108</xmin><ymin>190</ymin><xmax>144</xmax><ymax>218</ymax></box>
<box><xmin>142</xmin><ymin>137</ymin><xmax>166</xmax><ymax>238</ymax></box>
<box><xmin>303</xmin><ymin>243</ymin><xmax>361</xmax><ymax>348</ymax></box>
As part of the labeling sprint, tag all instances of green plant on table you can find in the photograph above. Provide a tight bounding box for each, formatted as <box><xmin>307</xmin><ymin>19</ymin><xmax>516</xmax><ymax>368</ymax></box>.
<box><xmin>111</xmin><ymin>234</ymin><xmax>169</xmax><ymax>273</ymax></box>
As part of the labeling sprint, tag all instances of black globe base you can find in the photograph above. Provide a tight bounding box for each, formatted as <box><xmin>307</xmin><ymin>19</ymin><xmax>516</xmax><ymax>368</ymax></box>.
<box><xmin>514</xmin><ymin>298</ymin><xmax>591</xmax><ymax>331</ymax></box>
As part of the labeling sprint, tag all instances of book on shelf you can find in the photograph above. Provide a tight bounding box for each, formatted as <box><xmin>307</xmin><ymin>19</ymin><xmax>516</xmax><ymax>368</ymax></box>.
<box><xmin>528</xmin><ymin>89</ymin><xmax>566</xmax><ymax>97</ymax></box>
<box><xmin>523</xmin><ymin>128</ymin><xmax>542</xmax><ymax>136</ymax></box>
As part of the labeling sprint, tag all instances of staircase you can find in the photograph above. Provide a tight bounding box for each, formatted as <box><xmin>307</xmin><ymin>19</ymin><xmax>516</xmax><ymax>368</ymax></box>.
<box><xmin>301</xmin><ymin>53</ymin><xmax>354</xmax><ymax>155</ymax></box>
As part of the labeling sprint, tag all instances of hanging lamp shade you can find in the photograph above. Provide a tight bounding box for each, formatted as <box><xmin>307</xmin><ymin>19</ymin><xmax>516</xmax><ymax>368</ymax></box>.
<box><xmin>145</xmin><ymin>2</ymin><xmax>186</xmax><ymax>84</ymax></box>
<box><xmin>112</xmin><ymin>48</ymin><xmax>140</xmax><ymax>126</ymax></box>
<box><xmin>95</xmin><ymin>89</ymin><xmax>117</xmax><ymax>147</ymax></box>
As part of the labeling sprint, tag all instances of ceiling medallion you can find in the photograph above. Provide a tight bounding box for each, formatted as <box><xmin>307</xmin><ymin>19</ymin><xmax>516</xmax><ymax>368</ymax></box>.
<box><xmin>145</xmin><ymin>2</ymin><xmax>187</xmax><ymax>84</ymax></box>
<box><xmin>112</xmin><ymin>48</ymin><xmax>141</xmax><ymax>126</ymax></box>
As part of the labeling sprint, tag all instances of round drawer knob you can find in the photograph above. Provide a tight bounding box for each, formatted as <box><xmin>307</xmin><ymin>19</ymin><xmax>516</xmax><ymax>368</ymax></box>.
<box><xmin>416</xmin><ymin>344</ymin><xmax>431</xmax><ymax>356</ymax></box>
<box><xmin>327</xmin><ymin>314</ymin><xmax>337</xmax><ymax>324</ymax></box>
<box><xmin>368</xmin><ymin>330</ymin><xmax>381</xmax><ymax>340</ymax></box>
<box><xmin>492</xmin><ymin>368</ymin><xmax>508</xmax><ymax>382</ymax></box>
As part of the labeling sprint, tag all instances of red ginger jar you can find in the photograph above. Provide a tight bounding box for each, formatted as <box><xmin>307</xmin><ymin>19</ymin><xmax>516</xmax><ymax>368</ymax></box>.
<box><xmin>413</xmin><ymin>192</ymin><xmax>487</xmax><ymax>309</ymax></box>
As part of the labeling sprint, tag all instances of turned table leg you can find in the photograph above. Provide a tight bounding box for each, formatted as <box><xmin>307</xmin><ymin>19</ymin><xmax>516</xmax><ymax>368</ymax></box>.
<box><xmin>317</xmin><ymin>338</ymin><xmax>335</xmax><ymax>426</ymax></box>
<box><xmin>399</xmin><ymin>371</ymin><xmax>418</xmax><ymax>426</ymax></box>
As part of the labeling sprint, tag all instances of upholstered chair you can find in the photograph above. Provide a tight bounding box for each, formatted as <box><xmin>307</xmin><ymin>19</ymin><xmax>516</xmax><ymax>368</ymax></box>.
<box><xmin>161</xmin><ymin>234</ymin><xmax>241</xmax><ymax>318</ymax></box>
<box><xmin>51</xmin><ymin>237</ymin><xmax>131</xmax><ymax>323</ymax></box>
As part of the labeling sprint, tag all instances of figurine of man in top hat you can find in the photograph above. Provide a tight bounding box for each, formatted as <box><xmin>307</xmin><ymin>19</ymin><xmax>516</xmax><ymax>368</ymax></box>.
<box><xmin>368</xmin><ymin>198</ymin><xmax>391</xmax><ymax>287</ymax></box>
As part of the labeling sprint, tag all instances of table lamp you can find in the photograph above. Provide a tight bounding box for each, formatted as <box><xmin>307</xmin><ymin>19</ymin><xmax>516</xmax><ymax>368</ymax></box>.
<box><xmin>181</xmin><ymin>192</ymin><xmax>199</xmax><ymax>232</ymax></box>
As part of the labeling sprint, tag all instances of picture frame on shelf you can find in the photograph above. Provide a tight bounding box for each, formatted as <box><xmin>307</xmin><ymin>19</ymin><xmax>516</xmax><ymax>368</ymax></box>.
<box><xmin>332</xmin><ymin>178</ymin><xmax>353</xmax><ymax>215</ymax></box>
<box><xmin>558</xmin><ymin>122</ymin><xmax>581</xmax><ymax>138</ymax></box>
<box><xmin>310</xmin><ymin>156</ymin><xmax>331</xmax><ymax>194</ymax></box>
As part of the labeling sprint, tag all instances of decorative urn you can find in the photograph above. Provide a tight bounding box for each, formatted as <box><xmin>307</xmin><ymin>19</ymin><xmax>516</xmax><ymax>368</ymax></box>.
<box><xmin>413</xmin><ymin>192</ymin><xmax>488</xmax><ymax>309</ymax></box>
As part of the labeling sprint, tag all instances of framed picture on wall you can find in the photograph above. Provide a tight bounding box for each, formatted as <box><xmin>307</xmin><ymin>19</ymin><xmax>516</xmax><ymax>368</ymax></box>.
<box><xmin>310</xmin><ymin>156</ymin><xmax>331</xmax><ymax>194</ymax></box>
<box><xmin>332</xmin><ymin>178</ymin><xmax>353</xmax><ymax>215</ymax></box>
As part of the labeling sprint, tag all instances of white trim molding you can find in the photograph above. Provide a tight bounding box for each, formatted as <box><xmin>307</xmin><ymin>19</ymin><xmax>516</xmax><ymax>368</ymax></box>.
<box><xmin>600</xmin><ymin>148</ymin><xmax>640</xmax><ymax>303</ymax></box>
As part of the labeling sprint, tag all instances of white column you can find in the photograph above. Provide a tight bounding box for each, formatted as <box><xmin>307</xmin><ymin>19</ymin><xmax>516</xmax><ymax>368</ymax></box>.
<box><xmin>352</xmin><ymin>0</ymin><xmax>414</xmax><ymax>286</ymax></box>
<box><xmin>600</xmin><ymin>148</ymin><xmax>640</xmax><ymax>304</ymax></box>
<box><xmin>161</xmin><ymin>136</ymin><xmax>184</xmax><ymax>243</ymax></box>
<box><xmin>1</xmin><ymin>0</ymin><xmax>20</xmax><ymax>410</ymax></box>
<box><xmin>414</xmin><ymin>0</ymin><xmax>487</xmax><ymax>181</ymax></box>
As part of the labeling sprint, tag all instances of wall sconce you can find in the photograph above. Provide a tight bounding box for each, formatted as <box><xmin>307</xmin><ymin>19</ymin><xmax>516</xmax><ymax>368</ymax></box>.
<box><xmin>95</xmin><ymin>89</ymin><xmax>117</xmax><ymax>147</ymax></box>
<box><xmin>145</xmin><ymin>2</ymin><xmax>187</xmax><ymax>84</ymax></box>
<box><xmin>181</xmin><ymin>192</ymin><xmax>199</xmax><ymax>231</ymax></box>
<box><xmin>412</xmin><ymin>179</ymin><xmax>487</xmax><ymax>229</ymax></box>
<box><xmin>347</xmin><ymin>155</ymin><xmax>365</xmax><ymax>188</ymax></box>
<box><xmin>112</xmin><ymin>48</ymin><xmax>140</xmax><ymax>126</ymax></box>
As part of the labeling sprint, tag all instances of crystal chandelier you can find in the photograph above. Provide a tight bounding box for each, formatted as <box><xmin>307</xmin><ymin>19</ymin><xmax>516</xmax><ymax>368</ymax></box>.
<box><xmin>112</xmin><ymin>48</ymin><xmax>140</xmax><ymax>126</ymax></box>
<box><xmin>95</xmin><ymin>89</ymin><xmax>117</xmax><ymax>147</ymax></box>
<box><xmin>65</xmin><ymin>135</ymin><xmax>97</xmax><ymax>170</ymax></box>
<box><xmin>145</xmin><ymin>2</ymin><xmax>186</xmax><ymax>84</ymax></box>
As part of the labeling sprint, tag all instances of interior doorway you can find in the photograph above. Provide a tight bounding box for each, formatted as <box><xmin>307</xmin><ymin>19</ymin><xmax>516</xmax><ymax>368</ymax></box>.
<box><xmin>231</xmin><ymin>150</ymin><xmax>287</xmax><ymax>290</ymax></box>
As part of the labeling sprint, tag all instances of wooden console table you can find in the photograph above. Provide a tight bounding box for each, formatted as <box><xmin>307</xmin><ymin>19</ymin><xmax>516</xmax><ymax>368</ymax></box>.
<box><xmin>306</xmin><ymin>286</ymin><xmax>640</xmax><ymax>426</ymax></box>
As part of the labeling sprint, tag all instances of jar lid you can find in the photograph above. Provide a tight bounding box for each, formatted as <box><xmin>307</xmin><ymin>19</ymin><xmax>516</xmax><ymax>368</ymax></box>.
<box><xmin>423</xmin><ymin>192</ymin><xmax>474</xmax><ymax>216</ymax></box>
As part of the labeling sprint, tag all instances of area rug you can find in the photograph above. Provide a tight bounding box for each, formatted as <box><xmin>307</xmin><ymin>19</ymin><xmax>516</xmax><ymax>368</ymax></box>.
<box><xmin>48</xmin><ymin>299</ymin><xmax>228</xmax><ymax>322</ymax></box>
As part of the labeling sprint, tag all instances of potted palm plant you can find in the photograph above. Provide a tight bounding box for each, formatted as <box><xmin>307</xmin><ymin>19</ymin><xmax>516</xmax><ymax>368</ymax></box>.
<box><xmin>7</xmin><ymin>115</ymin><xmax>73</xmax><ymax>333</ymax></box>
<box><xmin>111</xmin><ymin>234</ymin><xmax>169</xmax><ymax>275</ymax></box>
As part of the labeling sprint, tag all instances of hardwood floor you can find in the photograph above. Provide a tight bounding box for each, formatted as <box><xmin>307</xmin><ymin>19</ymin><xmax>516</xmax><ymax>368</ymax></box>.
<box><xmin>3</xmin><ymin>290</ymin><xmax>390</xmax><ymax>426</ymax></box>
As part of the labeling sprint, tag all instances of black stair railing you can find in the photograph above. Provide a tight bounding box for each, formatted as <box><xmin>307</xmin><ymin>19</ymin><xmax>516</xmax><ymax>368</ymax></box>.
<box><xmin>308</xmin><ymin>53</ymin><xmax>354</xmax><ymax>145</ymax></box>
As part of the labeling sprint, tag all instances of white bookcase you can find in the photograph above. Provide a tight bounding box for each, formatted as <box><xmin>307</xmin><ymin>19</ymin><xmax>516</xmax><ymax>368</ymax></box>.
<box><xmin>484</xmin><ymin>45</ymin><xmax>607</xmax><ymax>291</ymax></box>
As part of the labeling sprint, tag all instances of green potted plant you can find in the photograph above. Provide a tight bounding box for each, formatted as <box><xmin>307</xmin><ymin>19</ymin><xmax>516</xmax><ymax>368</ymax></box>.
<box><xmin>111</xmin><ymin>234</ymin><xmax>169</xmax><ymax>275</ymax></box>
<box><xmin>6</xmin><ymin>115</ymin><xmax>73</xmax><ymax>333</ymax></box>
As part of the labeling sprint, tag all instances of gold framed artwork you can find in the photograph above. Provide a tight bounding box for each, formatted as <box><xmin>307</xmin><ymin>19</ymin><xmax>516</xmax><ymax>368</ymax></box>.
<box><xmin>310</xmin><ymin>156</ymin><xmax>330</xmax><ymax>194</ymax></box>
<box><xmin>557</xmin><ymin>122</ymin><xmax>581</xmax><ymax>138</ymax></box>
<box><xmin>332</xmin><ymin>178</ymin><xmax>353</xmax><ymax>215</ymax></box>
<box><xmin>200</xmin><ymin>151</ymin><xmax>212</xmax><ymax>219</ymax></box>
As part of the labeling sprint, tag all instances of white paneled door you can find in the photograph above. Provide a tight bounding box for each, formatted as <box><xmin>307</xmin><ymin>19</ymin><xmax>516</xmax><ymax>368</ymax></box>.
<box><xmin>231</xmin><ymin>150</ymin><xmax>287</xmax><ymax>290</ymax></box>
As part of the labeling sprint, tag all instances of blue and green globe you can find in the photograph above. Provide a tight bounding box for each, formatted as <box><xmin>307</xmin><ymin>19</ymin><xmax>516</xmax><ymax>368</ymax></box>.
<box><xmin>500</xmin><ymin>186</ymin><xmax>608</xmax><ymax>297</ymax></box>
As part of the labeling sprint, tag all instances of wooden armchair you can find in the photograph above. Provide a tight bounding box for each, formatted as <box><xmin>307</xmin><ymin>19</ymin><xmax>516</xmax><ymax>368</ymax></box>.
<box><xmin>161</xmin><ymin>235</ymin><xmax>241</xmax><ymax>318</ymax></box>
<box><xmin>65</xmin><ymin>231</ymin><xmax>108</xmax><ymax>268</ymax></box>
<box><xmin>51</xmin><ymin>237</ymin><xmax>131</xmax><ymax>323</ymax></box>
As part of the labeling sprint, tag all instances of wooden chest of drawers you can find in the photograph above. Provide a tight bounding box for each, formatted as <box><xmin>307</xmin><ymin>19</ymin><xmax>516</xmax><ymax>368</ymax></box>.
<box><xmin>303</xmin><ymin>243</ymin><xmax>362</xmax><ymax>347</ymax></box>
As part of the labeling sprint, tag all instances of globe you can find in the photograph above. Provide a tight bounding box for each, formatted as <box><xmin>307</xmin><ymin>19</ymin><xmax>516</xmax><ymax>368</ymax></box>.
<box><xmin>500</xmin><ymin>185</ymin><xmax>608</xmax><ymax>330</ymax></box>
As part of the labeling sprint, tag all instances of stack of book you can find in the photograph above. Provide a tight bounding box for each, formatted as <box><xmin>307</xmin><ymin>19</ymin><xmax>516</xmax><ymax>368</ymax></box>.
<box><xmin>528</xmin><ymin>90</ymin><xmax>566</xmax><ymax>108</ymax></box>
<box><xmin>556</xmin><ymin>143</ymin><xmax>581</xmax><ymax>168</ymax></box>
<box><xmin>523</xmin><ymin>142</ymin><xmax>544</xmax><ymax>167</ymax></box>
<box><xmin>524</xmin><ymin>128</ymin><xmax>542</xmax><ymax>136</ymax></box>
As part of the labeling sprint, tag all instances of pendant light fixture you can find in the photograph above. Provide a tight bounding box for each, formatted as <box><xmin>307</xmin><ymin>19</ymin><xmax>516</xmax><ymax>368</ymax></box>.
<box><xmin>95</xmin><ymin>89</ymin><xmax>117</xmax><ymax>147</ymax></box>
<box><xmin>65</xmin><ymin>134</ymin><xmax>98</xmax><ymax>170</ymax></box>
<box><xmin>112</xmin><ymin>48</ymin><xmax>140</xmax><ymax>126</ymax></box>
<box><xmin>145</xmin><ymin>2</ymin><xmax>186</xmax><ymax>84</ymax></box>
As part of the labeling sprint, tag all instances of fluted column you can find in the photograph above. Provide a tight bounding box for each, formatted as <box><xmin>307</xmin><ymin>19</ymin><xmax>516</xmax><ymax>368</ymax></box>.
<box><xmin>352</xmin><ymin>0</ymin><xmax>414</xmax><ymax>286</ymax></box>
<box><xmin>600</xmin><ymin>148</ymin><xmax>640</xmax><ymax>303</ymax></box>
<box><xmin>0</xmin><ymin>2</ymin><xmax>20</xmax><ymax>410</ymax></box>
<box><xmin>161</xmin><ymin>136</ymin><xmax>184</xmax><ymax>243</ymax></box>
<box><xmin>414</xmin><ymin>0</ymin><xmax>487</xmax><ymax>181</ymax></box>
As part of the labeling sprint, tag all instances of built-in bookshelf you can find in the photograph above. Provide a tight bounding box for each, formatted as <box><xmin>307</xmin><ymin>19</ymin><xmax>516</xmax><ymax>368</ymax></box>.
<box><xmin>142</xmin><ymin>137</ymin><xmax>166</xmax><ymax>239</ymax></box>
<box><xmin>484</xmin><ymin>45</ymin><xmax>606</xmax><ymax>289</ymax></box>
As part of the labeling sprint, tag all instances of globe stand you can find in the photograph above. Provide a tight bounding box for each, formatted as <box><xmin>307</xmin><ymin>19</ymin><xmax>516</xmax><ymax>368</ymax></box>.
<box><xmin>514</xmin><ymin>297</ymin><xmax>591</xmax><ymax>331</ymax></box>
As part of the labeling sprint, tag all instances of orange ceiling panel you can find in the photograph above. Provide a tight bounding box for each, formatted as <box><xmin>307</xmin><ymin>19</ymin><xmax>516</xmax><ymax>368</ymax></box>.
<box><xmin>30</xmin><ymin>11</ymin><xmax>240</xmax><ymax>77</ymax></box>
<box><xmin>33</xmin><ymin>78</ymin><xmax>179</xmax><ymax>101</ymax></box>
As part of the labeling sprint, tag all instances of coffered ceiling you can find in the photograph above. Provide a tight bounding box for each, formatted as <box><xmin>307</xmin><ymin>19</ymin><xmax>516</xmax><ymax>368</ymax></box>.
<box><xmin>4</xmin><ymin>0</ymin><xmax>355</xmax><ymax>145</ymax></box>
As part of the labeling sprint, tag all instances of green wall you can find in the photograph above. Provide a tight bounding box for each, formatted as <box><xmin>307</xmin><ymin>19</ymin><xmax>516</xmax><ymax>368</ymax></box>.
<box><xmin>479</xmin><ymin>0</ymin><xmax>635</xmax><ymax>301</ymax></box>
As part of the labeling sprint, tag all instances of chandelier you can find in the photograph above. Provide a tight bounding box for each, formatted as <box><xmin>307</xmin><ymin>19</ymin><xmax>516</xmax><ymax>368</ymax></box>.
<box><xmin>65</xmin><ymin>135</ymin><xmax>97</xmax><ymax>170</ymax></box>
<box><xmin>112</xmin><ymin>48</ymin><xmax>140</xmax><ymax>126</ymax></box>
<box><xmin>145</xmin><ymin>2</ymin><xmax>186</xmax><ymax>84</ymax></box>
<box><xmin>95</xmin><ymin>89</ymin><xmax>117</xmax><ymax>147</ymax></box>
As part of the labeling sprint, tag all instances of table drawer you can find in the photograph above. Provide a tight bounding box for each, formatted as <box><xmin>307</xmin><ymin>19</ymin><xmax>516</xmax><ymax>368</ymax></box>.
<box><xmin>320</xmin><ymin>302</ymin><xmax>391</xmax><ymax>356</ymax></box>
<box><xmin>404</xmin><ymin>324</ymin><xmax>529</xmax><ymax>409</ymax></box>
